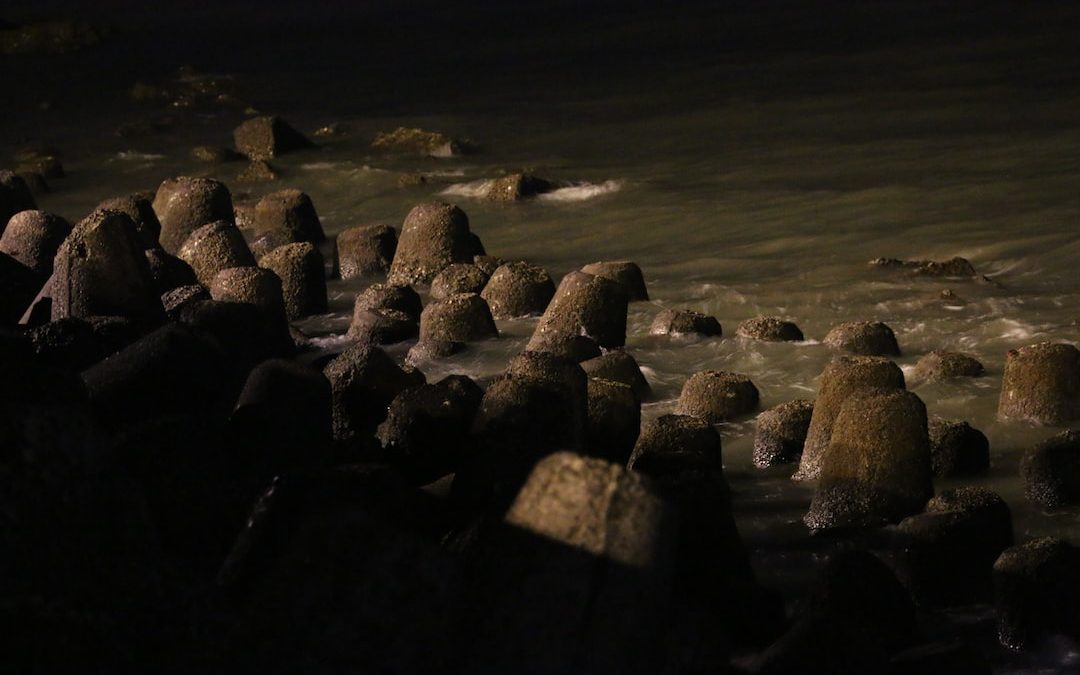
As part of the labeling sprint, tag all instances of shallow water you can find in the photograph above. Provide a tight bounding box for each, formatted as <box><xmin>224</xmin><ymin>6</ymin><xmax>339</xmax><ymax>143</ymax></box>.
<box><xmin>4</xmin><ymin>0</ymin><xmax>1080</xmax><ymax>669</ymax></box>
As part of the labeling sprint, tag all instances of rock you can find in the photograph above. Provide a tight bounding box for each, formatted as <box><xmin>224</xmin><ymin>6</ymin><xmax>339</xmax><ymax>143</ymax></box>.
<box><xmin>486</xmin><ymin>173</ymin><xmax>555</xmax><ymax>201</ymax></box>
<box><xmin>805</xmin><ymin>388</ymin><xmax>933</xmax><ymax>531</ymax></box>
<box><xmin>676</xmin><ymin>370</ymin><xmax>760</xmax><ymax>423</ymax></box>
<box><xmin>893</xmin><ymin>487</ymin><xmax>1014</xmax><ymax>606</ymax></box>
<box><xmin>152</xmin><ymin>176</ymin><xmax>234</xmax><ymax>253</ymax></box>
<box><xmin>0</xmin><ymin>170</ymin><xmax>36</xmax><ymax>225</ymax></box>
<box><xmin>824</xmin><ymin>320</ymin><xmax>901</xmax><ymax>356</ymax></box>
<box><xmin>372</xmin><ymin>126</ymin><xmax>463</xmax><ymax>157</ymax></box>
<box><xmin>354</xmin><ymin>282</ymin><xmax>422</xmax><ymax>322</ymax></box>
<box><xmin>258</xmin><ymin>242</ymin><xmax>328</xmax><ymax>319</ymax></box>
<box><xmin>580</xmin><ymin>260</ymin><xmax>648</xmax><ymax>301</ymax></box>
<box><xmin>993</xmin><ymin>537</ymin><xmax>1080</xmax><ymax>650</ymax></box>
<box><xmin>753</xmin><ymin>399</ymin><xmax>814</xmax><ymax>468</ymax></box>
<box><xmin>335</xmin><ymin>224</ymin><xmax>397</xmax><ymax>279</ymax></box>
<box><xmin>910</xmin><ymin>350</ymin><xmax>984</xmax><ymax>384</ymax></box>
<box><xmin>465</xmin><ymin>452</ymin><xmax>675</xmax><ymax>675</ymax></box>
<box><xmin>0</xmin><ymin>20</ymin><xmax>109</xmax><ymax>55</ymax></box>
<box><xmin>253</xmin><ymin>188</ymin><xmax>325</xmax><ymax>243</ymax></box>
<box><xmin>96</xmin><ymin>193</ymin><xmax>162</xmax><ymax>250</ymax></box>
<box><xmin>506</xmin><ymin>350</ymin><xmax>588</xmax><ymax>425</ymax></box>
<box><xmin>871</xmin><ymin>256</ymin><xmax>977</xmax><ymax>277</ymax></box>
<box><xmin>312</xmin><ymin>122</ymin><xmax>342</xmax><ymax>138</ymax></box>
<box><xmin>144</xmin><ymin>247</ymin><xmax>198</xmax><ymax>294</ymax></box>
<box><xmin>529</xmin><ymin>334</ymin><xmax>602</xmax><ymax>363</ymax></box>
<box><xmin>248</xmin><ymin>229</ymin><xmax>294</xmax><ymax>260</ymax></box>
<box><xmin>419</xmin><ymin>293</ymin><xmax>498</xmax><ymax>342</ymax></box>
<box><xmin>178</xmin><ymin>299</ymin><xmax>294</xmax><ymax>377</ymax></box>
<box><xmin>15</xmin><ymin>155</ymin><xmax>63</xmax><ymax>179</ymax></box>
<box><xmin>586</xmin><ymin>378</ymin><xmax>640</xmax><ymax>464</ymax></box>
<box><xmin>0</xmin><ymin>210</ymin><xmax>70</xmax><ymax>277</ymax></box>
<box><xmin>998</xmin><ymin>342</ymin><xmax>1080</xmax><ymax>425</ymax></box>
<box><xmin>580</xmin><ymin>349</ymin><xmax>652</xmax><ymax>399</ymax></box>
<box><xmin>928</xmin><ymin>417</ymin><xmax>989</xmax><ymax>478</ymax></box>
<box><xmin>430</xmin><ymin>263</ymin><xmax>489</xmax><ymax>300</ymax></box>
<box><xmin>649</xmin><ymin>308</ymin><xmax>721</xmax><ymax>337</ymax></box>
<box><xmin>233</xmin><ymin>115</ymin><xmax>314</xmax><ymax>160</ymax></box>
<box><xmin>161</xmin><ymin>284</ymin><xmax>209</xmax><ymax>319</ymax></box>
<box><xmin>177</xmin><ymin>220</ymin><xmax>255</xmax><ymax>286</ymax></box>
<box><xmin>27</xmin><ymin>317</ymin><xmax>135</xmax><ymax>371</ymax></box>
<box><xmin>796</xmin><ymin>355</ymin><xmax>906</xmax><ymax>481</ymax></box>
<box><xmin>388</xmin><ymin>203</ymin><xmax>476</xmax><ymax>285</ymax></box>
<box><xmin>629</xmin><ymin>414</ymin><xmax>721</xmax><ymax>475</ymax></box>
<box><xmin>322</xmin><ymin>342</ymin><xmax>422</xmax><ymax>448</ymax></box>
<box><xmin>473</xmin><ymin>254</ymin><xmax>503</xmax><ymax>276</ymax></box>
<box><xmin>528</xmin><ymin>271</ymin><xmax>628</xmax><ymax>350</ymax></box>
<box><xmin>81</xmin><ymin>324</ymin><xmax>231</xmax><ymax>429</ymax></box>
<box><xmin>480</xmin><ymin>261</ymin><xmax>555</xmax><ymax>318</ymax></box>
<box><xmin>406</xmin><ymin>339</ymin><xmax>464</xmax><ymax>365</ymax></box>
<box><xmin>377</xmin><ymin>374</ymin><xmax>483</xmax><ymax>483</ymax></box>
<box><xmin>237</xmin><ymin>159</ymin><xmax>279</xmax><ymax>183</ymax></box>
<box><xmin>190</xmin><ymin>145</ymin><xmax>242</xmax><ymax>163</ymax></box>
<box><xmin>51</xmin><ymin>210</ymin><xmax>164</xmax><ymax>327</ymax></box>
<box><xmin>1019</xmin><ymin>429</ymin><xmax>1080</xmax><ymax>509</ymax></box>
<box><xmin>348</xmin><ymin>308</ymin><xmax>418</xmax><ymax>345</ymax></box>
<box><xmin>736</xmin><ymin>316</ymin><xmax>804</xmax><ymax>342</ymax></box>
<box><xmin>209</xmin><ymin>266</ymin><xmax>289</xmax><ymax>326</ymax></box>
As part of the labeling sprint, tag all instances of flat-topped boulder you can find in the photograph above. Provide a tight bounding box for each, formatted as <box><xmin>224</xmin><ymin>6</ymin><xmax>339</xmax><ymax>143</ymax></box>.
<box><xmin>736</xmin><ymin>316</ymin><xmax>804</xmax><ymax>342</ymax></box>
<box><xmin>527</xmin><ymin>270</ymin><xmax>628</xmax><ymax>350</ymax></box>
<box><xmin>335</xmin><ymin>224</ymin><xmax>396</xmax><ymax>279</ymax></box>
<box><xmin>650</xmin><ymin>308</ymin><xmax>721</xmax><ymax>337</ymax></box>
<box><xmin>0</xmin><ymin>210</ymin><xmax>71</xmax><ymax>277</ymax></box>
<box><xmin>580</xmin><ymin>260</ymin><xmax>648</xmax><ymax>301</ymax></box>
<box><xmin>676</xmin><ymin>370</ymin><xmax>760</xmax><ymax>423</ymax></box>
<box><xmin>388</xmin><ymin>203</ymin><xmax>477</xmax><ymax>285</ymax></box>
<box><xmin>152</xmin><ymin>176</ymin><xmax>234</xmax><ymax>253</ymax></box>
<box><xmin>998</xmin><ymin>342</ymin><xmax>1080</xmax><ymax>425</ymax></box>
<box><xmin>252</xmin><ymin>188</ymin><xmax>325</xmax><ymax>243</ymax></box>
<box><xmin>481</xmin><ymin>261</ymin><xmax>555</xmax><ymax>318</ymax></box>
<box><xmin>824</xmin><ymin>320</ymin><xmax>900</xmax><ymax>356</ymax></box>
<box><xmin>233</xmin><ymin>115</ymin><xmax>314</xmax><ymax>160</ymax></box>
<box><xmin>177</xmin><ymin>220</ymin><xmax>255</xmax><ymax>287</ymax></box>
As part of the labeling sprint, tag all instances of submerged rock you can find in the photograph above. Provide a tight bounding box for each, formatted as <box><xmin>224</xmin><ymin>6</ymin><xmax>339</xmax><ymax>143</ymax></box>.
<box><xmin>348</xmin><ymin>308</ymin><xmax>418</xmax><ymax>345</ymax></box>
<box><xmin>0</xmin><ymin>210</ymin><xmax>71</xmax><ymax>277</ymax></box>
<box><xmin>580</xmin><ymin>260</ymin><xmax>648</xmax><ymax>301</ymax></box>
<box><xmin>580</xmin><ymin>349</ymin><xmax>651</xmax><ymax>400</ymax></box>
<box><xmin>486</xmin><ymin>173</ymin><xmax>555</xmax><ymax>201</ymax></box>
<box><xmin>998</xmin><ymin>342</ymin><xmax>1080</xmax><ymax>426</ymax></box>
<box><xmin>372</xmin><ymin>126</ymin><xmax>465</xmax><ymax>157</ymax></box>
<box><xmin>335</xmin><ymin>224</ymin><xmax>397</xmax><ymax>279</ymax></box>
<box><xmin>928</xmin><ymin>417</ymin><xmax>989</xmax><ymax>478</ymax></box>
<box><xmin>430</xmin><ymin>263</ymin><xmax>489</xmax><ymax>300</ymax></box>
<box><xmin>736</xmin><ymin>316</ymin><xmax>804</xmax><ymax>342</ymax></box>
<box><xmin>253</xmin><ymin>188</ymin><xmax>325</xmax><ymax>244</ymax></box>
<box><xmin>824</xmin><ymin>320</ymin><xmax>901</xmax><ymax>356</ymax></box>
<box><xmin>753</xmin><ymin>399</ymin><xmax>814</xmax><ymax>468</ymax></box>
<box><xmin>354</xmin><ymin>283</ymin><xmax>422</xmax><ymax>323</ymax></box>
<box><xmin>649</xmin><ymin>308</ymin><xmax>721</xmax><ymax>337</ymax></box>
<box><xmin>676</xmin><ymin>370</ymin><xmax>760</xmax><ymax>423</ymax></box>
<box><xmin>1019</xmin><ymin>429</ymin><xmax>1080</xmax><ymax>509</ymax></box>
<box><xmin>419</xmin><ymin>293</ymin><xmax>498</xmax><ymax>343</ymax></box>
<box><xmin>236</xmin><ymin>159</ymin><xmax>279</xmax><ymax>183</ymax></box>
<box><xmin>480</xmin><ymin>261</ymin><xmax>555</xmax><ymax>318</ymax></box>
<box><xmin>993</xmin><ymin>537</ymin><xmax>1080</xmax><ymax>651</ymax></box>
<box><xmin>233</xmin><ymin>115</ymin><xmax>314</xmax><ymax>160</ymax></box>
<box><xmin>177</xmin><ymin>220</ymin><xmax>255</xmax><ymax>287</ymax></box>
<box><xmin>388</xmin><ymin>203</ymin><xmax>477</xmax><ymax>285</ymax></box>
<box><xmin>910</xmin><ymin>350</ymin><xmax>984</xmax><ymax>384</ymax></box>
<box><xmin>527</xmin><ymin>270</ymin><xmax>628</xmax><ymax>350</ymax></box>
<box><xmin>152</xmin><ymin>176</ymin><xmax>234</xmax><ymax>253</ymax></box>
<box><xmin>871</xmin><ymin>256</ymin><xmax>977</xmax><ymax>277</ymax></box>
<box><xmin>258</xmin><ymin>242</ymin><xmax>328</xmax><ymax>319</ymax></box>
<box><xmin>405</xmin><ymin>338</ymin><xmax>464</xmax><ymax>365</ymax></box>
<box><xmin>190</xmin><ymin>145</ymin><xmax>243</xmax><ymax>163</ymax></box>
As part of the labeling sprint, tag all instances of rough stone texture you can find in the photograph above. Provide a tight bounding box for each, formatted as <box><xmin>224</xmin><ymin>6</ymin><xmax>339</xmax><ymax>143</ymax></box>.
<box><xmin>871</xmin><ymin>256</ymin><xmax>977</xmax><ymax>277</ymax></box>
<box><xmin>993</xmin><ymin>537</ymin><xmax>1080</xmax><ymax>651</ymax></box>
<box><xmin>676</xmin><ymin>370</ymin><xmax>760</xmax><ymax>423</ymax></box>
<box><xmin>406</xmin><ymin>339</ymin><xmax>464</xmax><ymax>365</ymax></box>
<box><xmin>505</xmin><ymin>350</ymin><xmax>589</xmax><ymax>438</ymax></box>
<box><xmin>580</xmin><ymin>349</ymin><xmax>652</xmax><ymax>400</ymax></box>
<box><xmin>322</xmin><ymin>342</ymin><xmax>423</xmax><ymax>447</ymax></box>
<box><xmin>928</xmin><ymin>417</ymin><xmax>990</xmax><ymax>478</ymax></box>
<box><xmin>480</xmin><ymin>261</ymin><xmax>555</xmax><ymax>318</ymax></box>
<box><xmin>584</xmin><ymin>378</ymin><xmax>640</xmax><ymax>464</ymax></box>
<box><xmin>152</xmin><ymin>176</ymin><xmax>234</xmax><ymax>253</ymax></box>
<box><xmin>430</xmin><ymin>263</ymin><xmax>489</xmax><ymax>300</ymax></box>
<box><xmin>377</xmin><ymin>374</ymin><xmax>483</xmax><ymax>483</ymax></box>
<box><xmin>233</xmin><ymin>115</ymin><xmax>314</xmax><ymax>160</ymax></box>
<box><xmin>388</xmin><ymin>203</ymin><xmax>476</xmax><ymax>285</ymax></box>
<box><xmin>998</xmin><ymin>342</ymin><xmax>1080</xmax><ymax>426</ymax></box>
<box><xmin>95</xmin><ymin>193</ymin><xmax>161</xmax><ymax>249</ymax></box>
<box><xmin>528</xmin><ymin>271</ymin><xmax>628</xmax><ymax>350</ymax></box>
<box><xmin>486</xmin><ymin>173</ymin><xmax>555</xmax><ymax>201</ymax></box>
<box><xmin>209</xmin><ymin>266</ymin><xmax>288</xmax><ymax>325</ymax></box>
<box><xmin>0</xmin><ymin>170</ymin><xmax>37</xmax><ymax>226</ymax></box>
<box><xmin>649</xmin><ymin>308</ymin><xmax>721</xmax><ymax>337</ymax></box>
<box><xmin>0</xmin><ymin>210</ymin><xmax>71</xmax><ymax>276</ymax></box>
<box><xmin>51</xmin><ymin>210</ymin><xmax>164</xmax><ymax>327</ymax></box>
<box><xmin>253</xmin><ymin>189</ymin><xmax>325</xmax><ymax>244</ymax></box>
<box><xmin>145</xmin><ymin>247</ymin><xmax>197</xmax><ymax>294</ymax></box>
<box><xmin>161</xmin><ymin>284</ymin><xmax>209</xmax><ymax>320</ymax></box>
<box><xmin>910</xmin><ymin>350</ymin><xmax>985</xmax><ymax>384</ymax></box>
<box><xmin>796</xmin><ymin>355</ymin><xmax>906</xmax><ymax>481</ymax></box>
<box><xmin>258</xmin><ymin>242</ymin><xmax>328</xmax><ymax>319</ymax></box>
<box><xmin>579</xmin><ymin>261</ymin><xmax>648</xmax><ymax>301</ymax></box>
<box><xmin>736</xmin><ymin>316</ymin><xmax>804</xmax><ymax>342</ymax></box>
<box><xmin>893</xmin><ymin>487</ymin><xmax>1014</xmax><ymax>606</ymax></box>
<box><xmin>178</xmin><ymin>299</ymin><xmax>294</xmax><ymax>378</ymax></box>
<box><xmin>629</xmin><ymin>414</ymin><xmax>722</xmax><ymax>475</ymax></box>
<box><xmin>237</xmin><ymin>160</ymin><xmax>279</xmax><ymax>183</ymax></box>
<box><xmin>1019</xmin><ymin>429</ymin><xmax>1080</xmax><ymax>509</ymax></box>
<box><xmin>335</xmin><ymin>224</ymin><xmax>397</xmax><ymax>279</ymax></box>
<box><xmin>177</xmin><ymin>220</ymin><xmax>255</xmax><ymax>286</ymax></box>
<box><xmin>527</xmin><ymin>334</ymin><xmax>601</xmax><ymax>363</ymax></box>
<box><xmin>419</xmin><ymin>293</ymin><xmax>498</xmax><ymax>343</ymax></box>
<box><xmin>824</xmin><ymin>320</ymin><xmax>901</xmax><ymax>356</ymax></box>
<box><xmin>473</xmin><ymin>254</ymin><xmax>503</xmax><ymax>276</ymax></box>
<box><xmin>753</xmin><ymin>399</ymin><xmax>814</xmax><ymax>468</ymax></box>
<box><xmin>372</xmin><ymin>126</ymin><xmax>463</xmax><ymax>156</ymax></box>
<box><xmin>348</xmin><ymin>308</ymin><xmax>418</xmax><ymax>345</ymax></box>
<box><xmin>28</xmin><ymin>316</ymin><xmax>139</xmax><ymax>371</ymax></box>
<box><xmin>805</xmin><ymin>388</ymin><xmax>933</xmax><ymax>531</ymax></box>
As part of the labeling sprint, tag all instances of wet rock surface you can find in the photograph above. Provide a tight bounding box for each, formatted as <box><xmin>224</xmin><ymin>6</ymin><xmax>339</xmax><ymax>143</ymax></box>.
<box><xmin>911</xmin><ymin>349</ymin><xmax>985</xmax><ymax>384</ymax></box>
<box><xmin>528</xmin><ymin>270</ymin><xmax>628</xmax><ymax>349</ymax></box>
<box><xmin>152</xmin><ymin>176</ymin><xmax>235</xmax><ymax>253</ymax></box>
<box><xmin>480</xmin><ymin>261</ymin><xmax>555</xmax><ymax>318</ymax></box>
<box><xmin>928</xmin><ymin>416</ymin><xmax>990</xmax><ymax>478</ymax></box>
<box><xmin>736</xmin><ymin>315</ymin><xmax>804</xmax><ymax>342</ymax></box>
<box><xmin>676</xmin><ymin>369</ymin><xmax>760</xmax><ymax>423</ymax></box>
<box><xmin>233</xmin><ymin>115</ymin><xmax>314</xmax><ymax>160</ymax></box>
<box><xmin>580</xmin><ymin>260</ymin><xmax>648</xmax><ymax>301</ymax></box>
<box><xmin>1019</xmin><ymin>429</ymin><xmax>1080</xmax><ymax>509</ymax></box>
<box><xmin>753</xmin><ymin>399</ymin><xmax>814</xmax><ymax>467</ymax></box>
<box><xmin>335</xmin><ymin>224</ymin><xmax>397</xmax><ymax>278</ymax></box>
<box><xmin>419</xmin><ymin>292</ymin><xmax>498</xmax><ymax>343</ymax></box>
<box><xmin>0</xmin><ymin>210</ymin><xmax>71</xmax><ymax>276</ymax></box>
<box><xmin>998</xmin><ymin>342</ymin><xmax>1080</xmax><ymax>426</ymax></box>
<box><xmin>824</xmin><ymin>320</ymin><xmax>901</xmax><ymax>356</ymax></box>
<box><xmin>388</xmin><ymin>203</ymin><xmax>477</xmax><ymax>285</ymax></box>
<box><xmin>650</xmin><ymin>308</ymin><xmax>722</xmax><ymax>337</ymax></box>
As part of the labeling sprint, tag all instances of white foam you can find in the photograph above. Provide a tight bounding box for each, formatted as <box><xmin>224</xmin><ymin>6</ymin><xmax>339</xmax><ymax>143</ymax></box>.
<box><xmin>439</xmin><ymin>179</ymin><xmax>494</xmax><ymax>198</ymax></box>
<box><xmin>309</xmin><ymin>334</ymin><xmax>355</xmax><ymax>351</ymax></box>
<box><xmin>537</xmin><ymin>180</ymin><xmax>622</xmax><ymax>203</ymax></box>
<box><xmin>115</xmin><ymin>151</ymin><xmax>164</xmax><ymax>161</ymax></box>
<box><xmin>300</xmin><ymin>162</ymin><xmax>338</xmax><ymax>171</ymax></box>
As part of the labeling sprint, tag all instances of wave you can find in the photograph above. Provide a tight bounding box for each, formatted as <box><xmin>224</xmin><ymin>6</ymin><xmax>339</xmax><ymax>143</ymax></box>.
<box><xmin>115</xmin><ymin>151</ymin><xmax>165</xmax><ymax>161</ymax></box>
<box><xmin>439</xmin><ymin>179</ymin><xmax>622</xmax><ymax>202</ymax></box>
<box><xmin>439</xmin><ymin>179</ymin><xmax>494</xmax><ymax>198</ymax></box>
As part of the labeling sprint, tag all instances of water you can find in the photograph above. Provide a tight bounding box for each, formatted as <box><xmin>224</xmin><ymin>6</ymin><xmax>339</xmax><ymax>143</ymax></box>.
<box><xmin>3</xmin><ymin>0</ymin><xmax>1080</xmax><ymax>669</ymax></box>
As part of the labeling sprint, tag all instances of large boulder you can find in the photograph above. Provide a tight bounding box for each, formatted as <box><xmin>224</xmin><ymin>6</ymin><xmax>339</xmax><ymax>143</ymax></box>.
<box><xmin>353</xmin><ymin>282</ymin><xmax>422</xmax><ymax>322</ymax></box>
<box><xmin>51</xmin><ymin>210</ymin><xmax>164</xmax><ymax>327</ymax></box>
<box><xmin>676</xmin><ymin>370</ymin><xmax>760</xmax><ymax>423</ymax></box>
<box><xmin>753</xmin><ymin>399</ymin><xmax>814</xmax><ymax>468</ymax></box>
<box><xmin>1019</xmin><ymin>429</ymin><xmax>1080</xmax><ymax>509</ymax></box>
<box><xmin>144</xmin><ymin>247</ymin><xmax>197</xmax><ymax>294</ymax></box>
<box><xmin>998</xmin><ymin>342</ymin><xmax>1080</xmax><ymax>425</ymax></box>
<box><xmin>178</xmin><ymin>299</ymin><xmax>294</xmax><ymax>378</ymax></box>
<box><xmin>388</xmin><ymin>203</ymin><xmax>477</xmax><ymax>285</ymax></box>
<box><xmin>579</xmin><ymin>349</ymin><xmax>651</xmax><ymax>399</ymax></box>
<box><xmin>28</xmin><ymin>316</ymin><xmax>138</xmax><ymax>371</ymax></box>
<box><xmin>486</xmin><ymin>172</ymin><xmax>555</xmax><ymax>201</ymax></box>
<box><xmin>0</xmin><ymin>252</ymin><xmax>42</xmax><ymax>323</ymax></box>
<box><xmin>823</xmin><ymin>320</ymin><xmax>901</xmax><ymax>356</ymax></box>
<box><xmin>649</xmin><ymin>308</ymin><xmax>721</xmax><ymax>337</ymax></box>
<box><xmin>910</xmin><ymin>350</ymin><xmax>984</xmax><ymax>384</ymax></box>
<box><xmin>335</xmin><ymin>224</ymin><xmax>396</xmax><ymax>279</ymax></box>
<box><xmin>0</xmin><ymin>210</ymin><xmax>71</xmax><ymax>276</ymax></box>
<box><xmin>0</xmin><ymin>170</ymin><xmax>36</xmax><ymax>225</ymax></box>
<box><xmin>258</xmin><ymin>242</ymin><xmax>328</xmax><ymax>319</ymax></box>
<box><xmin>232</xmin><ymin>115</ymin><xmax>314</xmax><ymax>160</ymax></box>
<box><xmin>993</xmin><ymin>537</ymin><xmax>1080</xmax><ymax>650</ymax></box>
<box><xmin>805</xmin><ymin>388</ymin><xmax>933</xmax><ymax>531</ymax></box>
<box><xmin>161</xmin><ymin>284</ymin><xmax>209</xmax><ymax>319</ymax></box>
<box><xmin>418</xmin><ymin>293</ymin><xmax>498</xmax><ymax>343</ymax></box>
<box><xmin>430</xmin><ymin>263</ymin><xmax>488</xmax><ymax>300</ymax></box>
<box><xmin>629</xmin><ymin>414</ymin><xmax>721</xmax><ymax>475</ymax></box>
<box><xmin>322</xmin><ymin>342</ymin><xmax>422</xmax><ymax>449</ymax></box>
<box><xmin>95</xmin><ymin>193</ymin><xmax>161</xmax><ymax>249</ymax></box>
<box><xmin>209</xmin><ymin>266</ymin><xmax>288</xmax><ymax>324</ymax></box>
<box><xmin>580</xmin><ymin>260</ymin><xmax>648</xmax><ymax>301</ymax></box>
<box><xmin>928</xmin><ymin>417</ymin><xmax>989</xmax><ymax>478</ymax></box>
<box><xmin>871</xmin><ymin>256</ymin><xmax>977</xmax><ymax>277</ymax></box>
<box><xmin>177</xmin><ymin>220</ymin><xmax>255</xmax><ymax>286</ymax></box>
<box><xmin>480</xmin><ymin>261</ymin><xmax>555</xmax><ymax>318</ymax></box>
<box><xmin>795</xmin><ymin>355</ymin><xmax>906</xmax><ymax>481</ymax></box>
<box><xmin>152</xmin><ymin>176</ymin><xmax>234</xmax><ymax>253</ymax></box>
<box><xmin>348</xmin><ymin>308</ymin><xmax>418</xmax><ymax>345</ymax></box>
<box><xmin>527</xmin><ymin>271</ymin><xmax>628</xmax><ymax>350</ymax></box>
<box><xmin>736</xmin><ymin>316</ymin><xmax>804</xmax><ymax>342</ymax></box>
<box><xmin>252</xmin><ymin>189</ymin><xmax>325</xmax><ymax>244</ymax></box>
<box><xmin>585</xmin><ymin>378</ymin><xmax>640</xmax><ymax>464</ymax></box>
